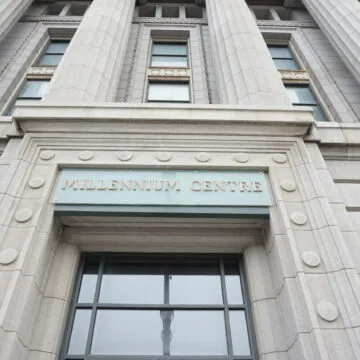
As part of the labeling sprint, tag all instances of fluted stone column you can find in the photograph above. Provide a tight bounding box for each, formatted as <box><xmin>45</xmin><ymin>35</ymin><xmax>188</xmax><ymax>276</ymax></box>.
<box><xmin>45</xmin><ymin>0</ymin><xmax>136</xmax><ymax>102</ymax></box>
<box><xmin>206</xmin><ymin>0</ymin><xmax>290</xmax><ymax>106</ymax></box>
<box><xmin>0</xmin><ymin>0</ymin><xmax>32</xmax><ymax>43</ymax></box>
<box><xmin>303</xmin><ymin>0</ymin><xmax>360</xmax><ymax>86</ymax></box>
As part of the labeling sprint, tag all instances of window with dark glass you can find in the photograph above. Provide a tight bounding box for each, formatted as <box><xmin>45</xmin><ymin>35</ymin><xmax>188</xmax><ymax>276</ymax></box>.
<box><xmin>61</xmin><ymin>254</ymin><xmax>258</xmax><ymax>360</ymax></box>
<box><xmin>37</xmin><ymin>40</ymin><xmax>70</xmax><ymax>66</ymax></box>
<box><xmin>6</xmin><ymin>79</ymin><xmax>50</xmax><ymax>115</ymax></box>
<box><xmin>151</xmin><ymin>42</ymin><xmax>188</xmax><ymax>67</ymax></box>
<box><xmin>285</xmin><ymin>85</ymin><xmax>326</xmax><ymax>122</ymax></box>
<box><xmin>148</xmin><ymin>82</ymin><xmax>190</xmax><ymax>103</ymax></box>
<box><xmin>267</xmin><ymin>45</ymin><xmax>299</xmax><ymax>70</ymax></box>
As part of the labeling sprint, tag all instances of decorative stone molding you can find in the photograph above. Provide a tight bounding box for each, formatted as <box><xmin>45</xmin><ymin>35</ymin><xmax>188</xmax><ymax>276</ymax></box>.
<box><xmin>257</xmin><ymin>20</ymin><xmax>317</xmax><ymax>28</ymax></box>
<box><xmin>234</xmin><ymin>153</ymin><xmax>249</xmax><ymax>163</ymax></box>
<box><xmin>301</xmin><ymin>251</ymin><xmax>321</xmax><ymax>267</ymax></box>
<box><xmin>156</xmin><ymin>152</ymin><xmax>172</xmax><ymax>162</ymax></box>
<box><xmin>317</xmin><ymin>301</ymin><xmax>339</xmax><ymax>322</ymax></box>
<box><xmin>40</xmin><ymin>150</ymin><xmax>55</xmax><ymax>160</ymax></box>
<box><xmin>22</xmin><ymin>15</ymin><xmax>83</xmax><ymax>23</ymax></box>
<box><xmin>290</xmin><ymin>212</ymin><xmax>307</xmax><ymax>225</ymax></box>
<box><xmin>79</xmin><ymin>151</ymin><xmax>93</xmax><ymax>161</ymax></box>
<box><xmin>272</xmin><ymin>154</ymin><xmax>288</xmax><ymax>164</ymax></box>
<box><xmin>15</xmin><ymin>209</ymin><xmax>33</xmax><ymax>223</ymax></box>
<box><xmin>0</xmin><ymin>248</ymin><xmax>18</xmax><ymax>265</ymax></box>
<box><xmin>27</xmin><ymin>66</ymin><xmax>56</xmax><ymax>77</ymax></box>
<box><xmin>280</xmin><ymin>70</ymin><xmax>310</xmax><ymax>83</ymax></box>
<box><xmin>280</xmin><ymin>180</ymin><xmax>297</xmax><ymax>192</ymax></box>
<box><xmin>196</xmin><ymin>152</ymin><xmax>210</xmax><ymax>163</ymax></box>
<box><xmin>133</xmin><ymin>17</ymin><xmax>207</xmax><ymax>25</ymax></box>
<box><xmin>148</xmin><ymin>68</ymin><xmax>191</xmax><ymax>79</ymax></box>
<box><xmin>118</xmin><ymin>151</ymin><xmax>133</xmax><ymax>161</ymax></box>
<box><xmin>28</xmin><ymin>177</ymin><xmax>45</xmax><ymax>189</ymax></box>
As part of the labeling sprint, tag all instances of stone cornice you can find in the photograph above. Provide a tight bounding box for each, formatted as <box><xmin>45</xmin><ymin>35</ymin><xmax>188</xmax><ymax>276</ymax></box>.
<box><xmin>13</xmin><ymin>103</ymin><xmax>314</xmax><ymax>138</ymax></box>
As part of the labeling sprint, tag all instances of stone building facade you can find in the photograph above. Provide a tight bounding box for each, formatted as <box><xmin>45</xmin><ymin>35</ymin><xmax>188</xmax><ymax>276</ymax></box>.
<box><xmin>0</xmin><ymin>0</ymin><xmax>360</xmax><ymax>359</ymax></box>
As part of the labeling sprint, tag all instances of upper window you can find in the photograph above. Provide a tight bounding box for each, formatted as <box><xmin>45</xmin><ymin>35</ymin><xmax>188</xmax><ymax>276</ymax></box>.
<box><xmin>151</xmin><ymin>42</ymin><xmax>188</xmax><ymax>67</ymax></box>
<box><xmin>268</xmin><ymin>45</ymin><xmax>299</xmax><ymax>70</ymax></box>
<box><xmin>37</xmin><ymin>40</ymin><xmax>70</xmax><ymax>66</ymax></box>
<box><xmin>61</xmin><ymin>254</ymin><xmax>257</xmax><ymax>359</ymax></box>
<box><xmin>285</xmin><ymin>85</ymin><xmax>326</xmax><ymax>122</ymax></box>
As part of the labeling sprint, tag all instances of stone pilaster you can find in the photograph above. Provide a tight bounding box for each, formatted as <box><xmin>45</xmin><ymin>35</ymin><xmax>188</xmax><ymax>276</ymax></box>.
<box><xmin>206</xmin><ymin>0</ymin><xmax>290</xmax><ymax>106</ymax></box>
<box><xmin>0</xmin><ymin>0</ymin><xmax>32</xmax><ymax>43</ymax></box>
<box><xmin>45</xmin><ymin>0</ymin><xmax>136</xmax><ymax>102</ymax></box>
<box><xmin>302</xmin><ymin>0</ymin><xmax>360</xmax><ymax>86</ymax></box>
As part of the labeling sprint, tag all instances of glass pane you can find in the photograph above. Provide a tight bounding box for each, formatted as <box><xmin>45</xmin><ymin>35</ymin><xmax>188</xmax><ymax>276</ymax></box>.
<box><xmin>286</xmin><ymin>86</ymin><xmax>316</xmax><ymax>105</ymax></box>
<box><xmin>38</xmin><ymin>54</ymin><xmax>62</xmax><ymax>66</ymax></box>
<box><xmin>151</xmin><ymin>55</ymin><xmax>188</xmax><ymax>67</ymax></box>
<box><xmin>169</xmin><ymin>265</ymin><xmax>222</xmax><ymax>304</ymax></box>
<box><xmin>171</xmin><ymin>311</ymin><xmax>227</xmax><ymax>355</ymax></box>
<box><xmin>274</xmin><ymin>58</ymin><xmax>299</xmax><ymax>70</ymax></box>
<box><xmin>67</xmin><ymin>309</ymin><xmax>91</xmax><ymax>355</ymax></box>
<box><xmin>311</xmin><ymin>105</ymin><xmax>327</xmax><ymax>122</ymax></box>
<box><xmin>148</xmin><ymin>83</ymin><xmax>189</xmax><ymax>102</ymax></box>
<box><xmin>46</xmin><ymin>41</ymin><xmax>69</xmax><ymax>54</ymax></box>
<box><xmin>78</xmin><ymin>259</ymin><xmax>98</xmax><ymax>303</ymax></box>
<box><xmin>99</xmin><ymin>263</ymin><xmax>164</xmax><ymax>304</ymax></box>
<box><xmin>268</xmin><ymin>46</ymin><xmax>292</xmax><ymax>59</ymax></box>
<box><xmin>230</xmin><ymin>311</ymin><xmax>251</xmax><ymax>356</ymax></box>
<box><xmin>225</xmin><ymin>264</ymin><xmax>243</xmax><ymax>304</ymax></box>
<box><xmin>152</xmin><ymin>43</ymin><xmax>187</xmax><ymax>56</ymax></box>
<box><xmin>91</xmin><ymin>310</ymin><xmax>163</xmax><ymax>355</ymax></box>
<box><xmin>18</xmin><ymin>80</ymin><xmax>49</xmax><ymax>99</ymax></box>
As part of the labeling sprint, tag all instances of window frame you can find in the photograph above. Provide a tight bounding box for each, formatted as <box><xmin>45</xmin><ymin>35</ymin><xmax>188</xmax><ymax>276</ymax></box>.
<box><xmin>267</xmin><ymin>44</ymin><xmax>299</xmax><ymax>71</ymax></box>
<box><xmin>60</xmin><ymin>253</ymin><xmax>259</xmax><ymax>360</ymax></box>
<box><xmin>35</xmin><ymin>39</ymin><xmax>70</xmax><ymax>67</ymax></box>
<box><xmin>285</xmin><ymin>84</ymin><xmax>327</xmax><ymax>122</ymax></box>
<box><xmin>150</xmin><ymin>41</ymin><xmax>189</xmax><ymax>68</ymax></box>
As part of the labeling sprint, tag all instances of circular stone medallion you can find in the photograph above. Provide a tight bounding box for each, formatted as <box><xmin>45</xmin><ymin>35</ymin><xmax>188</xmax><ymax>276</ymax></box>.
<box><xmin>317</xmin><ymin>301</ymin><xmax>338</xmax><ymax>322</ymax></box>
<box><xmin>28</xmin><ymin>177</ymin><xmax>45</xmax><ymax>189</ymax></box>
<box><xmin>301</xmin><ymin>251</ymin><xmax>321</xmax><ymax>268</ymax></box>
<box><xmin>273</xmin><ymin>154</ymin><xmax>288</xmax><ymax>164</ymax></box>
<box><xmin>234</xmin><ymin>153</ymin><xmax>249</xmax><ymax>163</ymax></box>
<box><xmin>0</xmin><ymin>248</ymin><xmax>18</xmax><ymax>265</ymax></box>
<box><xmin>280</xmin><ymin>180</ymin><xmax>297</xmax><ymax>192</ymax></box>
<box><xmin>290</xmin><ymin>212</ymin><xmax>308</xmax><ymax>226</ymax></box>
<box><xmin>118</xmin><ymin>151</ymin><xmax>133</xmax><ymax>161</ymax></box>
<box><xmin>196</xmin><ymin>152</ymin><xmax>211</xmax><ymax>163</ymax></box>
<box><xmin>156</xmin><ymin>152</ymin><xmax>172</xmax><ymax>162</ymax></box>
<box><xmin>79</xmin><ymin>151</ymin><xmax>93</xmax><ymax>161</ymax></box>
<box><xmin>15</xmin><ymin>209</ymin><xmax>33</xmax><ymax>223</ymax></box>
<box><xmin>39</xmin><ymin>150</ymin><xmax>55</xmax><ymax>160</ymax></box>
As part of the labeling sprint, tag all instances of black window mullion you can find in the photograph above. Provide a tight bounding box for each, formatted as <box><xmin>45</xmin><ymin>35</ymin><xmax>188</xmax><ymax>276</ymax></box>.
<box><xmin>220</xmin><ymin>258</ymin><xmax>233</xmax><ymax>359</ymax></box>
<box><xmin>84</xmin><ymin>255</ymin><xmax>105</xmax><ymax>356</ymax></box>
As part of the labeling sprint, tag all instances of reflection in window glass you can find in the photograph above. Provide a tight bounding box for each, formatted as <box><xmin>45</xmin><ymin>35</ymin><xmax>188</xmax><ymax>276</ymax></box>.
<box><xmin>99</xmin><ymin>273</ymin><xmax>164</xmax><ymax>303</ymax></box>
<box><xmin>91</xmin><ymin>310</ymin><xmax>163</xmax><ymax>355</ymax></box>
<box><xmin>171</xmin><ymin>311</ymin><xmax>227</xmax><ymax>355</ymax></box>
<box><xmin>230</xmin><ymin>311</ymin><xmax>251</xmax><ymax>356</ymax></box>
<box><xmin>18</xmin><ymin>80</ymin><xmax>49</xmax><ymax>99</ymax></box>
<box><xmin>151</xmin><ymin>42</ymin><xmax>188</xmax><ymax>67</ymax></box>
<box><xmin>268</xmin><ymin>45</ymin><xmax>299</xmax><ymax>70</ymax></box>
<box><xmin>225</xmin><ymin>263</ymin><xmax>243</xmax><ymax>304</ymax></box>
<box><xmin>67</xmin><ymin>310</ymin><xmax>91</xmax><ymax>355</ymax></box>
<box><xmin>285</xmin><ymin>85</ymin><xmax>326</xmax><ymax>121</ymax></box>
<box><xmin>148</xmin><ymin>82</ymin><xmax>189</xmax><ymax>102</ymax></box>
<box><xmin>78</xmin><ymin>259</ymin><xmax>98</xmax><ymax>303</ymax></box>
<box><xmin>63</xmin><ymin>255</ymin><xmax>256</xmax><ymax>360</ymax></box>
<box><xmin>169</xmin><ymin>264</ymin><xmax>222</xmax><ymax>304</ymax></box>
<box><xmin>37</xmin><ymin>40</ymin><xmax>70</xmax><ymax>66</ymax></box>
